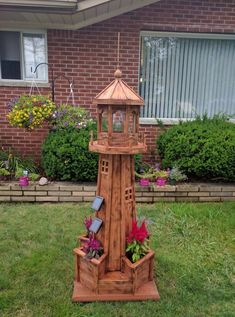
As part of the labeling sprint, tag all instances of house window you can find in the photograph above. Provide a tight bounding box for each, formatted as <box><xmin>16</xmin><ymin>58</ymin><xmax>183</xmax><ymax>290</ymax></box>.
<box><xmin>0</xmin><ymin>31</ymin><xmax>47</xmax><ymax>81</ymax></box>
<box><xmin>140</xmin><ymin>32</ymin><xmax>235</xmax><ymax>119</ymax></box>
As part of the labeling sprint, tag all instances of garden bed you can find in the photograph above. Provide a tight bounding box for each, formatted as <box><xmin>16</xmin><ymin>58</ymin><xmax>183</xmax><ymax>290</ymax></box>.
<box><xmin>0</xmin><ymin>181</ymin><xmax>234</xmax><ymax>202</ymax></box>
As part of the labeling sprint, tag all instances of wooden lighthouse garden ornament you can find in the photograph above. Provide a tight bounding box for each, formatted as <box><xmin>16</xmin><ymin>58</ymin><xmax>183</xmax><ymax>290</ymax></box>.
<box><xmin>72</xmin><ymin>67</ymin><xmax>160</xmax><ymax>302</ymax></box>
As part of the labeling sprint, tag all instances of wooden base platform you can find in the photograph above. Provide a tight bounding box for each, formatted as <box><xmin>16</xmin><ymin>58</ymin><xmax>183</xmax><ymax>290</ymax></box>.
<box><xmin>72</xmin><ymin>280</ymin><xmax>160</xmax><ymax>302</ymax></box>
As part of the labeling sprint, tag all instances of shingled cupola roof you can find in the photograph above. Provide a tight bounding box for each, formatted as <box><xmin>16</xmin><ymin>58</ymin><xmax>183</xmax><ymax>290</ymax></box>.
<box><xmin>93</xmin><ymin>69</ymin><xmax>144</xmax><ymax>106</ymax></box>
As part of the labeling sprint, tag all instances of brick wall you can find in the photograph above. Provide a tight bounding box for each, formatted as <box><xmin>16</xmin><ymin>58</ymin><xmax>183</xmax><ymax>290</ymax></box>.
<box><xmin>0</xmin><ymin>0</ymin><xmax>234</xmax><ymax>162</ymax></box>
<box><xmin>0</xmin><ymin>182</ymin><xmax>235</xmax><ymax>203</ymax></box>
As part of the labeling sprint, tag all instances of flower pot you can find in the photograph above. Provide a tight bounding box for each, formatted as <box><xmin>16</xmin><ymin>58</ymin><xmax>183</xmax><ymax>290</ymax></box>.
<box><xmin>19</xmin><ymin>176</ymin><xmax>29</xmax><ymax>186</ymax></box>
<box><xmin>156</xmin><ymin>177</ymin><xmax>167</xmax><ymax>186</ymax></box>
<box><xmin>140</xmin><ymin>178</ymin><xmax>150</xmax><ymax>186</ymax></box>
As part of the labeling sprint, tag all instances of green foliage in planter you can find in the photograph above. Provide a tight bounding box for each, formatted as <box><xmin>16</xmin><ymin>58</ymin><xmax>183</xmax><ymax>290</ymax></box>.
<box><xmin>157</xmin><ymin>115</ymin><xmax>235</xmax><ymax>181</ymax></box>
<box><xmin>41</xmin><ymin>125</ymin><xmax>98</xmax><ymax>182</ymax></box>
<box><xmin>0</xmin><ymin>168</ymin><xmax>10</xmax><ymax>176</ymax></box>
<box><xmin>0</xmin><ymin>148</ymin><xmax>39</xmax><ymax>179</ymax></box>
<box><xmin>29</xmin><ymin>173</ymin><xmax>40</xmax><ymax>181</ymax></box>
<box><xmin>169</xmin><ymin>166</ymin><xmax>187</xmax><ymax>183</ymax></box>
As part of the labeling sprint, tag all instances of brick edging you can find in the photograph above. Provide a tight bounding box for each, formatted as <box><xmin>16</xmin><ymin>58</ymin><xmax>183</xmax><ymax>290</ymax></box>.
<box><xmin>0</xmin><ymin>182</ymin><xmax>235</xmax><ymax>203</ymax></box>
<box><xmin>135</xmin><ymin>184</ymin><xmax>235</xmax><ymax>202</ymax></box>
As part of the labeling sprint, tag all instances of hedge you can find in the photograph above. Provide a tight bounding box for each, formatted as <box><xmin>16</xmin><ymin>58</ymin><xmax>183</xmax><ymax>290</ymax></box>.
<box><xmin>157</xmin><ymin>116</ymin><xmax>235</xmax><ymax>181</ymax></box>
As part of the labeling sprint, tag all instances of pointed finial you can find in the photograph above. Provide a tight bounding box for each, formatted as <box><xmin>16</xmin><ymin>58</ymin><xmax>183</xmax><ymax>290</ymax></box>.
<box><xmin>114</xmin><ymin>68</ymin><xmax>122</xmax><ymax>78</ymax></box>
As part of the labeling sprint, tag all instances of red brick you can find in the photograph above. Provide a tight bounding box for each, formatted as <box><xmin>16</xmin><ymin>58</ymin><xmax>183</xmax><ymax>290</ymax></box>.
<box><xmin>0</xmin><ymin>0</ymin><xmax>233</xmax><ymax>161</ymax></box>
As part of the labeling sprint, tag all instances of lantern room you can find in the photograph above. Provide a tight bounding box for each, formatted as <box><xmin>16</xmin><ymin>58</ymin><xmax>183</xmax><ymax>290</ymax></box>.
<box><xmin>89</xmin><ymin>69</ymin><xmax>147</xmax><ymax>154</ymax></box>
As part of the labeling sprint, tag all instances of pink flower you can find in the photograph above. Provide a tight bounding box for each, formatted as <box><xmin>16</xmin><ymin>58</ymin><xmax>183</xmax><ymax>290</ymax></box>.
<box><xmin>84</xmin><ymin>216</ymin><xmax>92</xmax><ymax>231</ymax></box>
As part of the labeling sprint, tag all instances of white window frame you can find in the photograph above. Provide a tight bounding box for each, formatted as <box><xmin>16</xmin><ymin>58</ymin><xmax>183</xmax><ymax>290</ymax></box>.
<box><xmin>139</xmin><ymin>31</ymin><xmax>235</xmax><ymax>125</ymax></box>
<box><xmin>0</xmin><ymin>28</ymin><xmax>48</xmax><ymax>85</ymax></box>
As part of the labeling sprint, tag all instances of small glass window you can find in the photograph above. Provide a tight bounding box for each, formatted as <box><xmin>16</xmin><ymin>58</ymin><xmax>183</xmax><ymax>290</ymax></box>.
<box><xmin>101</xmin><ymin>110</ymin><xmax>108</xmax><ymax>132</ymax></box>
<box><xmin>128</xmin><ymin>111</ymin><xmax>137</xmax><ymax>133</ymax></box>
<box><xmin>112</xmin><ymin>110</ymin><xmax>125</xmax><ymax>132</ymax></box>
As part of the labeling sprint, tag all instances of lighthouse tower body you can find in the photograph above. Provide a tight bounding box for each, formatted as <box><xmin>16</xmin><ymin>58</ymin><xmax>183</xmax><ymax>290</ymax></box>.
<box><xmin>72</xmin><ymin>70</ymin><xmax>159</xmax><ymax>302</ymax></box>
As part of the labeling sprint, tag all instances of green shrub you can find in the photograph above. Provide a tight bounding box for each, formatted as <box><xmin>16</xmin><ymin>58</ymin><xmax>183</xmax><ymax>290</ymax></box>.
<box><xmin>157</xmin><ymin>116</ymin><xmax>235</xmax><ymax>181</ymax></box>
<box><xmin>41</xmin><ymin>125</ymin><xmax>98</xmax><ymax>182</ymax></box>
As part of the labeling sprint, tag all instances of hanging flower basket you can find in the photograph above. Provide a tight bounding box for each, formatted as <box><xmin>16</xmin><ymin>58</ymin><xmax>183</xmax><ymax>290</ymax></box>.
<box><xmin>7</xmin><ymin>94</ymin><xmax>56</xmax><ymax>130</ymax></box>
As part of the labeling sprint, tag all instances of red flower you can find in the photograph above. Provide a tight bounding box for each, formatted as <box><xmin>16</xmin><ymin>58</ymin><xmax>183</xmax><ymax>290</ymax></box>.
<box><xmin>127</xmin><ymin>219</ymin><xmax>149</xmax><ymax>243</ymax></box>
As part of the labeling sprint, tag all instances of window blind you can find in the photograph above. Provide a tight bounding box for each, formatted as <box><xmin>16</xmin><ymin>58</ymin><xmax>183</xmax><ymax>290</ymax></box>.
<box><xmin>140</xmin><ymin>35</ymin><xmax>235</xmax><ymax>119</ymax></box>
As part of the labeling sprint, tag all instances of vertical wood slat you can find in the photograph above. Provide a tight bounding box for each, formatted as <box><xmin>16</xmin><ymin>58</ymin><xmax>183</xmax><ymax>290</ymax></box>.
<box><xmin>74</xmin><ymin>254</ymin><xmax>80</xmax><ymax>282</ymax></box>
<box><xmin>149</xmin><ymin>257</ymin><xmax>154</xmax><ymax>281</ymax></box>
<box><xmin>103</xmin><ymin>154</ymin><xmax>113</xmax><ymax>256</ymax></box>
<box><xmin>97</xmin><ymin>154</ymin><xmax>113</xmax><ymax>255</ymax></box>
<box><xmin>120</xmin><ymin>155</ymin><xmax>126</xmax><ymax>259</ymax></box>
<box><xmin>130</xmin><ymin>155</ymin><xmax>136</xmax><ymax>220</ymax></box>
<box><xmin>140</xmin><ymin>35</ymin><xmax>235</xmax><ymax>119</ymax></box>
<box><xmin>108</xmin><ymin>155</ymin><xmax>121</xmax><ymax>271</ymax></box>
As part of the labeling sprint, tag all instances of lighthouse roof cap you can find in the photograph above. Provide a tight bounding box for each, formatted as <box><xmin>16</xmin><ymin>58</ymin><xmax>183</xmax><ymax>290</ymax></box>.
<box><xmin>93</xmin><ymin>68</ymin><xmax>144</xmax><ymax>106</ymax></box>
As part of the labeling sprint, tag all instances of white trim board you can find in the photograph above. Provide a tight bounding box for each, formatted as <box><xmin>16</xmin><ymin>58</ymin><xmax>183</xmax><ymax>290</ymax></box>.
<box><xmin>141</xmin><ymin>31</ymin><xmax>235</xmax><ymax>41</ymax></box>
<box><xmin>140</xmin><ymin>118</ymin><xmax>235</xmax><ymax>125</ymax></box>
<box><xmin>0</xmin><ymin>0</ymin><xmax>161</xmax><ymax>30</ymax></box>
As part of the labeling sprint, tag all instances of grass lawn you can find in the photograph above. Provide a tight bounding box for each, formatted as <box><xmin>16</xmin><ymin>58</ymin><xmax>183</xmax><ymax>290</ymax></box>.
<box><xmin>0</xmin><ymin>202</ymin><xmax>234</xmax><ymax>317</ymax></box>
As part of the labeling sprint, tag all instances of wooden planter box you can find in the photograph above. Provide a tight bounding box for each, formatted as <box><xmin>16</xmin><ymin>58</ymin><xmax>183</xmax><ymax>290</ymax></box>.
<box><xmin>73</xmin><ymin>248</ymin><xmax>159</xmax><ymax>301</ymax></box>
<box><xmin>122</xmin><ymin>250</ymin><xmax>155</xmax><ymax>293</ymax></box>
<box><xmin>73</xmin><ymin>248</ymin><xmax>107</xmax><ymax>293</ymax></box>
